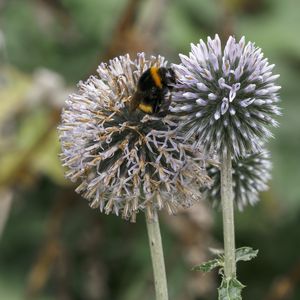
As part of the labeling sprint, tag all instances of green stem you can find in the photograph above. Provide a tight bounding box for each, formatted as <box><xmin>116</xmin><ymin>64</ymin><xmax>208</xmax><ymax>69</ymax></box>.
<box><xmin>220</xmin><ymin>149</ymin><xmax>236</xmax><ymax>278</ymax></box>
<box><xmin>145</xmin><ymin>210</ymin><xmax>169</xmax><ymax>300</ymax></box>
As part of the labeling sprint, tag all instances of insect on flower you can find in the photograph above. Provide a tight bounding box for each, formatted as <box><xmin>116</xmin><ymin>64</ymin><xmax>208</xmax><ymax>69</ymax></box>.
<box><xmin>130</xmin><ymin>67</ymin><xmax>176</xmax><ymax>116</ymax></box>
<box><xmin>58</xmin><ymin>53</ymin><xmax>212</xmax><ymax>221</ymax></box>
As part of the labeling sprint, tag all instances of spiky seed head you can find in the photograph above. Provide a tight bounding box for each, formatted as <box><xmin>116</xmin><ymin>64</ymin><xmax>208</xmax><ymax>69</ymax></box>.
<box><xmin>206</xmin><ymin>150</ymin><xmax>272</xmax><ymax>210</ymax></box>
<box><xmin>171</xmin><ymin>34</ymin><xmax>281</xmax><ymax>158</ymax></box>
<box><xmin>58</xmin><ymin>53</ymin><xmax>212</xmax><ymax>222</ymax></box>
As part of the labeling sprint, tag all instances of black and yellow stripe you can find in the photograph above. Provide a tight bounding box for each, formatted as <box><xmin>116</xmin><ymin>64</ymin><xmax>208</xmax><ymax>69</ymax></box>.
<box><xmin>149</xmin><ymin>67</ymin><xmax>163</xmax><ymax>88</ymax></box>
<box><xmin>130</xmin><ymin>66</ymin><xmax>176</xmax><ymax>115</ymax></box>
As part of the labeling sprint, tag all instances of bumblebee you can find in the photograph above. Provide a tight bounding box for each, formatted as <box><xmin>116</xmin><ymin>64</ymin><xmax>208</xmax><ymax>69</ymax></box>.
<box><xmin>130</xmin><ymin>67</ymin><xmax>176</xmax><ymax>115</ymax></box>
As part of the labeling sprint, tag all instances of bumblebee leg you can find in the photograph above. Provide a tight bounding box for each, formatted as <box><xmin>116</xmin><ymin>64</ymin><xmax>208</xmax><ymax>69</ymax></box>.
<box><xmin>130</xmin><ymin>93</ymin><xmax>140</xmax><ymax>112</ymax></box>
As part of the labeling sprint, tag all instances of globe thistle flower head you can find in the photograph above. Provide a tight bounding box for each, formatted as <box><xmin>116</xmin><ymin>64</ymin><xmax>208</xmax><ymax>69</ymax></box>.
<box><xmin>171</xmin><ymin>34</ymin><xmax>281</xmax><ymax>157</ymax></box>
<box><xmin>206</xmin><ymin>151</ymin><xmax>272</xmax><ymax>210</ymax></box>
<box><xmin>59</xmin><ymin>53</ymin><xmax>211</xmax><ymax>222</ymax></box>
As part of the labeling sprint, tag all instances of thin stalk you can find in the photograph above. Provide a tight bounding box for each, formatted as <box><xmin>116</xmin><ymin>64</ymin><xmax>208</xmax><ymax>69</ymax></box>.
<box><xmin>145</xmin><ymin>210</ymin><xmax>169</xmax><ymax>300</ymax></box>
<box><xmin>0</xmin><ymin>189</ymin><xmax>13</xmax><ymax>240</ymax></box>
<box><xmin>220</xmin><ymin>149</ymin><xmax>236</xmax><ymax>278</ymax></box>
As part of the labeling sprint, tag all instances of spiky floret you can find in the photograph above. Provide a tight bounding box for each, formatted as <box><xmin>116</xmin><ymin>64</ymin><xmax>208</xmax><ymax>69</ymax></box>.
<box><xmin>171</xmin><ymin>34</ymin><xmax>281</xmax><ymax>157</ymax></box>
<box><xmin>58</xmin><ymin>53</ymin><xmax>212</xmax><ymax>221</ymax></box>
<box><xmin>206</xmin><ymin>151</ymin><xmax>272</xmax><ymax>210</ymax></box>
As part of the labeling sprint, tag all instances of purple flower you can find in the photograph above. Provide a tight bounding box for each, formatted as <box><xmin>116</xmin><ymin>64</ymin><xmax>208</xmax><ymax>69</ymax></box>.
<box><xmin>171</xmin><ymin>35</ymin><xmax>281</xmax><ymax>157</ymax></box>
<box><xmin>206</xmin><ymin>151</ymin><xmax>272</xmax><ymax>210</ymax></box>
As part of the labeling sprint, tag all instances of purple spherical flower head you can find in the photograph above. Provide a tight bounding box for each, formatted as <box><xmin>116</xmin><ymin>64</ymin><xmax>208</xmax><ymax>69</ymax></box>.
<box><xmin>171</xmin><ymin>34</ymin><xmax>281</xmax><ymax>158</ymax></box>
<box><xmin>206</xmin><ymin>150</ymin><xmax>272</xmax><ymax>210</ymax></box>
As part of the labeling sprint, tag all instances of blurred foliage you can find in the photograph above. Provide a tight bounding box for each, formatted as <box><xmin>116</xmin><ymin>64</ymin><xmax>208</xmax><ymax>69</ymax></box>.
<box><xmin>0</xmin><ymin>0</ymin><xmax>300</xmax><ymax>299</ymax></box>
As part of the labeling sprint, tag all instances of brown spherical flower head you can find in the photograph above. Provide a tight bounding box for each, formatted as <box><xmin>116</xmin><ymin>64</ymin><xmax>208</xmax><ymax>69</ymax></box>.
<box><xmin>58</xmin><ymin>53</ymin><xmax>212</xmax><ymax>222</ymax></box>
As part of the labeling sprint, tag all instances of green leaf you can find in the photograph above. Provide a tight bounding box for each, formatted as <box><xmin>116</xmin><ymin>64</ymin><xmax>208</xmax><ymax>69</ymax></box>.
<box><xmin>218</xmin><ymin>277</ymin><xmax>245</xmax><ymax>300</ymax></box>
<box><xmin>235</xmin><ymin>247</ymin><xmax>258</xmax><ymax>263</ymax></box>
<box><xmin>192</xmin><ymin>258</ymin><xmax>223</xmax><ymax>272</ymax></box>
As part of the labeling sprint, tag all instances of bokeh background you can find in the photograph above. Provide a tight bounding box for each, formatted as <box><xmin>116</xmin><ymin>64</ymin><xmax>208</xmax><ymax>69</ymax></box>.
<box><xmin>0</xmin><ymin>0</ymin><xmax>300</xmax><ymax>299</ymax></box>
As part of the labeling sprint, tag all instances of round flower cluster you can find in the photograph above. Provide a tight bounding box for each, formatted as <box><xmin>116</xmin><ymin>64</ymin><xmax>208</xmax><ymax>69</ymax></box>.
<box><xmin>171</xmin><ymin>34</ymin><xmax>281</xmax><ymax>157</ymax></box>
<box><xmin>206</xmin><ymin>151</ymin><xmax>272</xmax><ymax>210</ymax></box>
<box><xmin>59</xmin><ymin>53</ymin><xmax>212</xmax><ymax>221</ymax></box>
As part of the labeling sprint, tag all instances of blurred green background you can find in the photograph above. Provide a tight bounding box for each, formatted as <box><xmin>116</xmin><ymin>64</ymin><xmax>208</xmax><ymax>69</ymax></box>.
<box><xmin>0</xmin><ymin>0</ymin><xmax>300</xmax><ymax>299</ymax></box>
